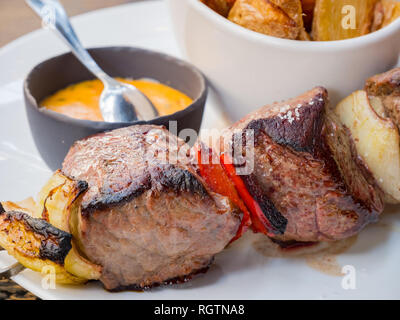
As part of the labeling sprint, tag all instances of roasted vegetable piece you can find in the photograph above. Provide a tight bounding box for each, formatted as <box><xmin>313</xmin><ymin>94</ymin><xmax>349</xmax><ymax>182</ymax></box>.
<box><xmin>41</xmin><ymin>170</ymin><xmax>87</xmax><ymax>230</ymax></box>
<box><xmin>335</xmin><ymin>90</ymin><xmax>400</xmax><ymax>203</ymax></box>
<box><xmin>365</xmin><ymin>67</ymin><xmax>400</xmax><ymax>129</ymax></box>
<box><xmin>301</xmin><ymin>0</ymin><xmax>316</xmax><ymax>31</ymax></box>
<box><xmin>298</xmin><ymin>28</ymin><xmax>311</xmax><ymax>40</ymax></box>
<box><xmin>0</xmin><ymin>210</ymin><xmax>85</xmax><ymax>284</ymax></box>
<box><xmin>201</xmin><ymin>0</ymin><xmax>237</xmax><ymax>16</ymax></box>
<box><xmin>0</xmin><ymin>171</ymin><xmax>101</xmax><ymax>283</ymax></box>
<box><xmin>1</xmin><ymin>198</ymin><xmax>37</xmax><ymax>217</ymax></box>
<box><xmin>312</xmin><ymin>0</ymin><xmax>379</xmax><ymax>41</ymax></box>
<box><xmin>270</xmin><ymin>0</ymin><xmax>310</xmax><ymax>39</ymax></box>
<box><xmin>371</xmin><ymin>0</ymin><xmax>400</xmax><ymax>31</ymax></box>
<box><xmin>271</xmin><ymin>0</ymin><xmax>304</xmax><ymax>27</ymax></box>
<box><xmin>228</xmin><ymin>0</ymin><xmax>300</xmax><ymax>39</ymax></box>
<box><xmin>38</xmin><ymin>171</ymin><xmax>102</xmax><ymax>280</ymax></box>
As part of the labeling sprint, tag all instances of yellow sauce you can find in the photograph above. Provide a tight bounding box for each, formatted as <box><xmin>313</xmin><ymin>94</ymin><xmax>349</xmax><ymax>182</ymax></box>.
<box><xmin>41</xmin><ymin>78</ymin><xmax>193</xmax><ymax>121</ymax></box>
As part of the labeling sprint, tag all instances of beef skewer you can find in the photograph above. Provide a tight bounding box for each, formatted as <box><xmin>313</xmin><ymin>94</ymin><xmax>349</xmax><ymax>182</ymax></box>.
<box><xmin>1</xmin><ymin>69</ymin><xmax>399</xmax><ymax>290</ymax></box>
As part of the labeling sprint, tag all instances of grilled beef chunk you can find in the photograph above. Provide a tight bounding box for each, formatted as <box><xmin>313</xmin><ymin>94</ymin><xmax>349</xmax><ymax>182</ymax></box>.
<box><xmin>62</xmin><ymin>125</ymin><xmax>241</xmax><ymax>291</ymax></box>
<box><xmin>224</xmin><ymin>87</ymin><xmax>384</xmax><ymax>242</ymax></box>
<box><xmin>365</xmin><ymin>67</ymin><xmax>400</xmax><ymax>128</ymax></box>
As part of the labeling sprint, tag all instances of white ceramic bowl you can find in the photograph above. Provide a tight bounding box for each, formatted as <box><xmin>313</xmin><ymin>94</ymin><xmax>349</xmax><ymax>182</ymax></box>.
<box><xmin>167</xmin><ymin>0</ymin><xmax>400</xmax><ymax>121</ymax></box>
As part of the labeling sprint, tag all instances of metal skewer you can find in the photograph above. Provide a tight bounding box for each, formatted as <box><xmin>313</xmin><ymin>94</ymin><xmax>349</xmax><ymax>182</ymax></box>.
<box><xmin>0</xmin><ymin>244</ymin><xmax>25</xmax><ymax>279</ymax></box>
<box><xmin>0</xmin><ymin>203</ymin><xmax>25</xmax><ymax>278</ymax></box>
<box><xmin>0</xmin><ymin>263</ymin><xmax>25</xmax><ymax>280</ymax></box>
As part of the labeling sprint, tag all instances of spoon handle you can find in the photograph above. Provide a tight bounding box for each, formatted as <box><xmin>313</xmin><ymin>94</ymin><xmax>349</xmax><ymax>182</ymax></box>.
<box><xmin>26</xmin><ymin>0</ymin><xmax>116</xmax><ymax>84</ymax></box>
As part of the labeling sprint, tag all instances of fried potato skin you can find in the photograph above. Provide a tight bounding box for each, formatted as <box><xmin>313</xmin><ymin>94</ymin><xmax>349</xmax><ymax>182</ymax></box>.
<box><xmin>301</xmin><ymin>0</ymin><xmax>316</xmax><ymax>31</ymax></box>
<box><xmin>312</xmin><ymin>0</ymin><xmax>379</xmax><ymax>41</ymax></box>
<box><xmin>272</xmin><ymin>0</ymin><xmax>312</xmax><ymax>39</ymax></box>
<box><xmin>371</xmin><ymin>0</ymin><xmax>400</xmax><ymax>31</ymax></box>
<box><xmin>271</xmin><ymin>0</ymin><xmax>304</xmax><ymax>27</ymax></box>
<box><xmin>201</xmin><ymin>0</ymin><xmax>237</xmax><ymax>16</ymax></box>
<box><xmin>228</xmin><ymin>0</ymin><xmax>300</xmax><ymax>39</ymax></box>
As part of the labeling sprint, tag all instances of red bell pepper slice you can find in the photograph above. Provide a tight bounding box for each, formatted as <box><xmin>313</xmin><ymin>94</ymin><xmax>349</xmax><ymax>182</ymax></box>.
<box><xmin>220</xmin><ymin>154</ymin><xmax>275</xmax><ymax>237</ymax></box>
<box><xmin>196</xmin><ymin>148</ymin><xmax>251</xmax><ymax>242</ymax></box>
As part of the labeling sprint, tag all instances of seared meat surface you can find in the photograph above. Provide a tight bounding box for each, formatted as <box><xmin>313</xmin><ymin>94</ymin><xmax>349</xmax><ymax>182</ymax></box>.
<box><xmin>365</xmin><ymin>67</ymin><xmax>400</xmax><ymax>128</ymax></box>
<box><xmin>225</xmin><ymin>87</ymin><xmax>384</xmax><ymax>242</ymax></box>
<box><xmin>63</xmin><ymin>125</ymin><xmax>240</xmax><ymax>291</ymax></box>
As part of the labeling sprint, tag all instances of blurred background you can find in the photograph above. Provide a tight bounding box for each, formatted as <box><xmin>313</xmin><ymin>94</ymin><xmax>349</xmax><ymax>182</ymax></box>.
<box><xmin>0</xmin><ymin>0</ymin><xmax>140</xmax><ymax>47</ymax></box>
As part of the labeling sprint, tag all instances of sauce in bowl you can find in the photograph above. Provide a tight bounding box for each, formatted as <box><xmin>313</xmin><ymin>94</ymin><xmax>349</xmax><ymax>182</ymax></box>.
<box><xmin>41</xmin><ymin>78</ymin><xmax>193</xmax><ymax>121</ymax></box>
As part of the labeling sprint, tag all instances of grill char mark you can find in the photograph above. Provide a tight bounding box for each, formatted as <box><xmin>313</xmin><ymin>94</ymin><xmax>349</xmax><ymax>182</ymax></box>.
<box><xmin>106</xmin><ymin>261</ymin><xmax>212</xmax><ymax>292</ymax></box>
<box><xmin>81</xmin><ymin>165</ymin><xmax>209</xmax><ymax>216</ymax></box>
<box><xmin>246</xmin><ymin>91</ymin><xmax>327</xmax><ymax>155</ymax></box>
<box><xmin>233</xmin><ymin>89</ymin><xmax>329</xmax><ymax>235</ymax></box>
<box><xmin>1</xmin><ymin>211</ymin><xmax>72</xmax><ymax>265</ymax></box>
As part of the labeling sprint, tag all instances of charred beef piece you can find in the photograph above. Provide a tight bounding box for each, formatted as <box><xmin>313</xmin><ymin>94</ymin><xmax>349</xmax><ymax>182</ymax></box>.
<box><xmin>62</xmin><ymin>125</ymin><xmax>241</xmax><ymax>291</ymax></box>
<box><xmin>224</xmin><ymin>87</ymin><xmax>384</xmax><ymax>242</ymax></box>
<box><xmin>365</xmin><ymin>67</ymin><xmax>400</xmax><ymax>128</ymax></box>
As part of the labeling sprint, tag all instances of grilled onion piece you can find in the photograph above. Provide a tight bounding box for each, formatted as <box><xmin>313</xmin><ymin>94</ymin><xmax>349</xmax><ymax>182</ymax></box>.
<box><xmin>0</xmin><ymin>210</ymin><xmax>85</xmax><ymax>284</ymax></box>
<box><xmin>40</xmin><ymin>170</ymin><xmax>87</xmax><ymax>230</ymax></box>
<box><xmin>1</xmin><ymin>198</ymin><xmax>37</xmax><ymax>217</ymax></box>
<box><xmin>0</xmin><ymin>171</ymin><xmax>101</xmax><ymax>283</ymax></box>
<box><xmin>38</xmin><ymin>171</ymin><xmax>102</xmax><ymax>280</ymax></box>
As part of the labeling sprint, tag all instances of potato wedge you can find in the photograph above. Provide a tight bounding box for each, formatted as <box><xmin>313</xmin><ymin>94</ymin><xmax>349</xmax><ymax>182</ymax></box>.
<box><xmin>335</xmin><ymin>90</ymin><xmax>400</xmax><ymax>203</ymax></box>
<box><xmin>271</xmin><ymin>0</ymin><xmax>304</xmax><ymax>27</ymax></box>
<box><xmin>0</xmin><ymin>210</ymin><xmax>85</xmax><ymax>284</ymax></box>
<box><xmin>298</xmin><ymin>28</ymin><xmax>311</xmax><ymax>40</ymax></box>
<box><xmin>312</xmin><ymin>0</ymin><xmax>379</xmax><ymax>41</ymax></box>
<box><xmin>201</xmin><ymin>0</ymin><xmax>237</xmax><ymax>16</ymax></box>
<box><xmin>228</xmin><ymin>0</ymin><xmax>300</xmax><ymax>39</ymax></box>
<box><xmin>270</xmin><ymin>0</ymin><xmax>311</xmax><ymax>39</ymax></box>
<box><xmin>371</xmin><ymin>0</ymin><xmax>400</xmax><ymax>31</ymax></box>
<box><xmin>301</xmin><ymin>0</ymin><xmax>316</xmax><ymax>31</ymax></box>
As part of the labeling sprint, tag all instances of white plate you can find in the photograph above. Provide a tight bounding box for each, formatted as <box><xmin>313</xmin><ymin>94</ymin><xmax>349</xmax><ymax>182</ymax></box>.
<box><xmin>1</xmin><ymin>0</ymin><xmax>400</xmax><ymax>300</ymax></box>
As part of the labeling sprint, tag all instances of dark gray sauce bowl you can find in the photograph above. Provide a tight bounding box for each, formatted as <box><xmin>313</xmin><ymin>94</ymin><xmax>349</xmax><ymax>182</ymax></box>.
<box><xmin>24</xmin><ymin>47</ymin><xmax>207</xmax><ymax>170</ymax></box>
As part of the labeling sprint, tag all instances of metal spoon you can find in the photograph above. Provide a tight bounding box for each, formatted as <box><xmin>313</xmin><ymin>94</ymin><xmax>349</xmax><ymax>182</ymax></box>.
<box><xmin>26</xmin><ymin>0</ymin><xmax>158</xmax><ymax>123</ymax></box>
